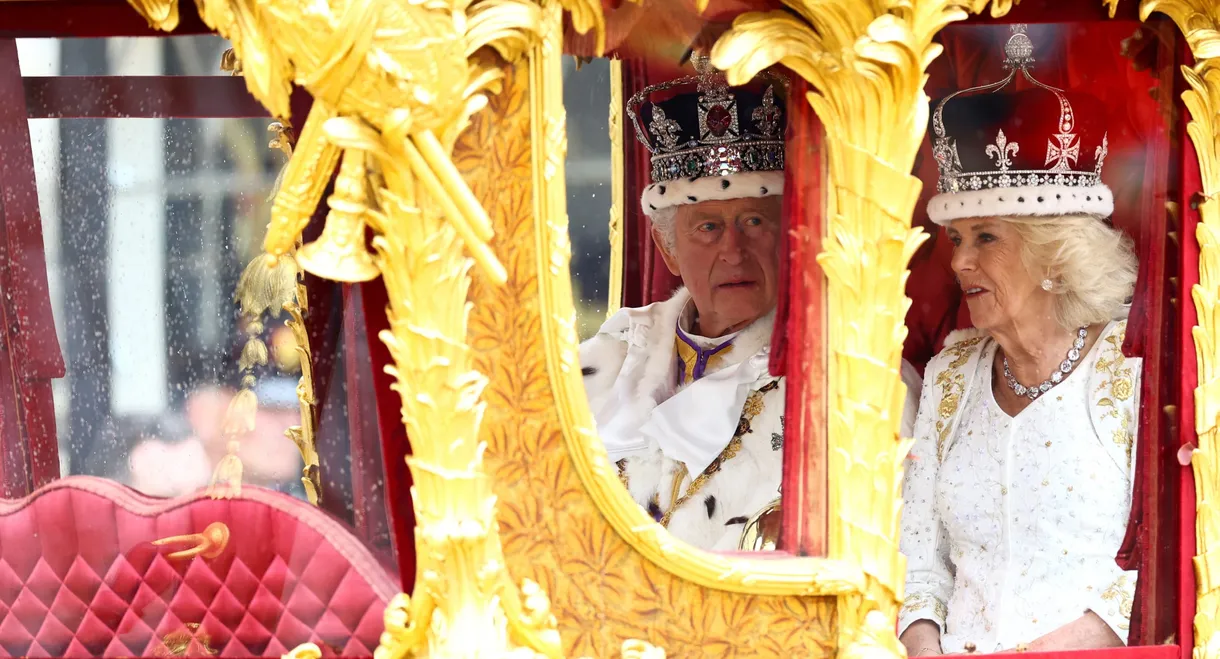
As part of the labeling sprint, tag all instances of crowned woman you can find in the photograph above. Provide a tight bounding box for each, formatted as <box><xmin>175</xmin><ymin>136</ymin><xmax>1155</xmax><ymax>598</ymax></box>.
<box><xmin>580</xmin><ymin>58</ymin><xmax>923</xmax><ymax>552</ymax></box>
<box><xmin>899</xmin><ymin>28</ymin><xmax>1140</xmax><ymax>654</ymax></box>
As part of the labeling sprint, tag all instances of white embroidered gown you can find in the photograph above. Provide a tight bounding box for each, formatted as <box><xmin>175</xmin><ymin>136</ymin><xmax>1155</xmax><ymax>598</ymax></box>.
<box><xmin>900</xmin><ymin>321</ymin><xmax>1138</xmax><ymax>652</ymax></box>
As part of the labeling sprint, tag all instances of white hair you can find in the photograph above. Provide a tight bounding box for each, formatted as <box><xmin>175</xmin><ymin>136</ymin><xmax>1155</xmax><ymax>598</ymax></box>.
<box><xmin>1004</xmin><ymin>214</ymin><xmax>1138</xmax><ymax>329</ymax></box>
<box><xmin>649</xmin><ymin>205</ymin><xmax>679</xmax><ymax>251</ymax></box>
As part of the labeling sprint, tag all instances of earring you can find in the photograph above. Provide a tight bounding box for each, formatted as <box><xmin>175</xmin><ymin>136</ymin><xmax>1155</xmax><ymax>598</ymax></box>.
<box><xmin>1040</xmin><ymin>278</ymin><xmax>1054</xmax><ymax>291</ymax></box>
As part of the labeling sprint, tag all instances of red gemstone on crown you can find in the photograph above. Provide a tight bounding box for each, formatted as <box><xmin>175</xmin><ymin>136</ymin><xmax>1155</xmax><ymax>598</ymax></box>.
<box><xmin>706</xmin><ymin>105</ymin><xmax>733</xmax><ymax>136</ymax></box>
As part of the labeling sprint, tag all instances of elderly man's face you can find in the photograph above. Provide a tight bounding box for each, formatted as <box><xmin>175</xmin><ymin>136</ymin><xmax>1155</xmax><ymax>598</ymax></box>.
<box><xmin>655</xmin><ymin>196</ymin><xmax>782</xmax><ymax>337</ymax></box>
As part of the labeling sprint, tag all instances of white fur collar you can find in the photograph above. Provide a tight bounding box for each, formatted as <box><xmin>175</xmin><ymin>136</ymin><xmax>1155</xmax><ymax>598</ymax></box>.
<box><xmin>595</xmin><ymin>287</ymin><xmax>776</xmax><ymax>406</ymax></box>
<box><xmin>583</xmin><ymin>286</ymin><xmax>778</xmax><ymax>473</ymax></box>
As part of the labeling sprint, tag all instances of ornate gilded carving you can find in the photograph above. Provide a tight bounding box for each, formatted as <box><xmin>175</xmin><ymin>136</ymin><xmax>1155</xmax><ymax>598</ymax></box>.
<box><xmin>296</xmin><ymin>150</ymin><xmax>380</xmax><ymax>283</ymax></box>
<box><xmin>711</xmin><ymin>1</ymin><xmax>1012</xmax><ymax>656</ymax></box>
<box><xmin>618</xmin><ymin>640</ymin><xmax>666</xmax><ymax>659</ymax></box>
<box><xmin>265</xmin><ymin>120</ymin><xmax>324</xmax><ymax>505</ymax></box>
<box><xmin>607</xmin><ymin>58</ymin><xmax>625</xmax><ymax>317</ymax></box>
<box><xmin>156</xmin><ymin>623</ymin><xmax>218</xmax><ymax>657</ymax></box>
<box><xmin>127</xmin><ymin>0</ymin><xmax>179</xmax><ymax>30</ymax></box>
<box><xmin>211</xmin><ymin>249</ymin><xmax>298</xmax><ymax>499</ymax></box>
<box><xmin>282</xmin><ymin>643</ymin><xmax>322</xmax><ymax>659</ymax></box>
<box><xmin>1140</xmin><ymin>3</ymin><xmax>1220</xmax><ymax>658</ymax></box>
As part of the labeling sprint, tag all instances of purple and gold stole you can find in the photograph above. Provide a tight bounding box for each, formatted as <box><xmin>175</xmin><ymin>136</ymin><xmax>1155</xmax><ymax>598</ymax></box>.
<box><xmin>674</xmin><ymin>325</ymin><xmax>734</xmax><ymax>387</ymax></box>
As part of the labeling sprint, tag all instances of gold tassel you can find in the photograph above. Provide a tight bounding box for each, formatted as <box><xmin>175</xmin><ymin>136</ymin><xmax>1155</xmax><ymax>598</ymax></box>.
<box><xmin>222</xmin><ymin>388</ymin><xmax>258</xmax><ymax>436</ymax></box>
<box><xmin>239</xmin><ymin>338</ymin><xmax>270</xmax><ymax>371</ymax></box>
<box><xmin>207</xmin><ymin>440</ymin><xmax>244</xmax><ymax>499</ymax></box>
<box><xmin>209</xmin><ymin>386</ymin><xmax>257</xmax><ymax>500</ymax></box>
<box><xmin>235</xmin><ymin>254</ymin><xmax>299</xmax><ymax>319</ymax></box>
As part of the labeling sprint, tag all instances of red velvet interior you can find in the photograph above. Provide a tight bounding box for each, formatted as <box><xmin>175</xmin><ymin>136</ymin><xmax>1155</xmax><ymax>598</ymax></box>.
<box><xmin>0</xmin><ymin>477</ymin><xmax>397</xmax><ymax>658</ymax></box>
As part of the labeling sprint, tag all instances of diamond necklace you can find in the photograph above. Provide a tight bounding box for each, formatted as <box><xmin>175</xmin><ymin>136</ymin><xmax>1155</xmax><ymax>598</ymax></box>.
<box><xmin>1002</xmin><ymin>327</ymin><xmax>1088</xmax><ymax>400</ymax></box>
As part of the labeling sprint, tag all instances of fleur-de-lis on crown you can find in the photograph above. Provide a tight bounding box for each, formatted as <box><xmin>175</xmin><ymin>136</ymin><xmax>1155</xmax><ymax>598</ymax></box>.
<box><xmin>648</xmin><ymin>106</ymin><xmax>682</xmax><ymax>151</ymax></box>
<box><xmin>1094</xmin><ymin>133</ymin><xmax>1109</xmax><ymax>174</ymax></box>
<box><xmin>1046</xmin><ymin>132</ymin><xmax>1080</xmax><ymax>172</ymax></box>
<box><xmin>985</xmin><ymin>129</ymin><xmax>1019</xmax><ymax>171</ymax></box>
<box><xmin>751</xmin><ymin>86</ymin><xmax>782</xmax><ymax>138</ymax></box>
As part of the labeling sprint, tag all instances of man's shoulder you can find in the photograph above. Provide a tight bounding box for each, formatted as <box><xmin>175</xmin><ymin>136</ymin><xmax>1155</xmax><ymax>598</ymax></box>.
<box><xmin>594</xmin><ymin>289</ymin><xmax>690</xmax><ymax>340</ymax></box>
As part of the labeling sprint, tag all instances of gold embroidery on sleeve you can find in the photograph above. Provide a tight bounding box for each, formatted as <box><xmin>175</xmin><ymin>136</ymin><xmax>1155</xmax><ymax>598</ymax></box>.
<box><xmin>934</xmin><ymin>337</ymin><xmax>985</xmax><ymax>463</ymax></box>
<box><xmin>1100</xmin><ymin>573</ymin><xmax>1135</xmax><ymax>631</ymax></box>
<box><xmin>1093</xmin><ymin>322</ymin><xmax>1136</xmax><ymax>468</ymax></box>
<box><xmin>901</xmin><ymin>592</ymin><xmax>949</xmax><ymax>624</ymax></box>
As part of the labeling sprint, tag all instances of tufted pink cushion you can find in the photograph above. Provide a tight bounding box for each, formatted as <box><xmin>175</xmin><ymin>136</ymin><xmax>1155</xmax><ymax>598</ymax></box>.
<box><xmin>0</xmin><ymin>477</ymin><xmax>397</xmax><ymax>657</ymax></box>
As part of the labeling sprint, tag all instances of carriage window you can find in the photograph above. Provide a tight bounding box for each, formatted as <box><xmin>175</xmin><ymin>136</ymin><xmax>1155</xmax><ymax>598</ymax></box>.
<box><xmin>20</xmin><ymin>35</ymin><xmax>236</xmax><ymax>77</ymax></box>
<box><xmin>14</xmin><ymin>37</ymin><xmax>394</xmax><ymax>538</ymax></box>
<box><xmin>898</xmin><ymin>20</ymin><xmax>1179</xmax><ymax>655</ymax></box>
<box><xmin>30</xmin><ymin>115</ymin><xmax>308</xmax><ymax>497</ymax></box>
<box><xmin>568</xmin><ymin>42</ymin><xmax>830</xmax><ymax>554</ymax></box>
<box><xmin>0</xmin><ymin>37</ymin><xmax>399</xmax><ymax>658</ymax></box>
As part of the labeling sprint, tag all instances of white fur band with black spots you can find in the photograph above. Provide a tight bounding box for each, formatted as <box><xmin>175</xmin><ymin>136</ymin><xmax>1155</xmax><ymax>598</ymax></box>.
<box><xmin>927</xmin><ymin>183</ymin><xmax>1114</xmax><ymax>225</ymax></box>
<box><xmin>640</xmin><ymin>170</ymin><xmax>785</xmax><ymax>217</ymax></box>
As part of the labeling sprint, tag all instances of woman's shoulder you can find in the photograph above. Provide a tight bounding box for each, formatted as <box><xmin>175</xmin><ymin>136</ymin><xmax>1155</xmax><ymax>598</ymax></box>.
<box><xmin>1090</xmin><ymin>319</ymin><xmax>1140</xmax><ymax>373</ymax></box>
<box><xmin>1088</xmin><ymin>318</ymin><xmax>1140</xmax><ymax>399</ymax></box>
<box><xmin>1099</xmin><ymin>317</ymin><xmax>1130</xmax><ymax>344</ymax></box>
<box><xmin>1084</xmin><ymin>318</ymin><xmax>1139</xmax><ymax>474</ymax></box>
<box><xmin>923</xmin><ymin>327</ymin><xmax>991</xmax><ymax>379</ymax></box>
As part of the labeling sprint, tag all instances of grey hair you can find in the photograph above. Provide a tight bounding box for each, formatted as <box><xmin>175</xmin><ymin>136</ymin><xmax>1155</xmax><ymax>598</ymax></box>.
<box><xmin>648</xmin><ymin>206</ymin><xmax>679</xmax><ymax>251</ymax></box>
<box><xmin>1005</xmin><ymin>214</ymin><xmax>1138</xmax><ymax>330</ymax></box>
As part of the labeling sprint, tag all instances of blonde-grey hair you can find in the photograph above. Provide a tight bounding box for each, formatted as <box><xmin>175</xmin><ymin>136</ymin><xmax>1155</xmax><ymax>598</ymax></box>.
<box><xmin>1004</xmin><ymin>214</ymin><xmax>1137</xmax><ymax>330</ymax></box>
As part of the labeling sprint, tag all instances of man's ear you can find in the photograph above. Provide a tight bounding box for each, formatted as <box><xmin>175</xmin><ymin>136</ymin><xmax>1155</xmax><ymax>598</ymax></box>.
<box><xmin>651</xmin><ymin>225</ymin><xmax>681</xmax><ymax>276</ymax></box>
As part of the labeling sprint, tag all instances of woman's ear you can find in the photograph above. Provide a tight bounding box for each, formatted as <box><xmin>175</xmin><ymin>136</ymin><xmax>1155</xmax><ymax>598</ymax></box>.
<box><xmin>651</xmin><ymin>225</ymin><xmax>682</xmax><ymax>277</ymax></box>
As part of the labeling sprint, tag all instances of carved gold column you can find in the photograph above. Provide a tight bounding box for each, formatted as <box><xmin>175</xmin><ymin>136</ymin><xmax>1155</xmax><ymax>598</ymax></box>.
<box><xmin>712</xmin><ymin>2</ymin><xmax>1004</xmax><ymax>656</ymax></box>
<box><xmin>1140</xmin><ymin>3</ymin><xmax>1220</xmax><ymax>658</ymax></box>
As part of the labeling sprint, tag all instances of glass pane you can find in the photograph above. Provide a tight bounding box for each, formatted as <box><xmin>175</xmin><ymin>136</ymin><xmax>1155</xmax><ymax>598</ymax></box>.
<box><xmin>18</xmin><ymin>36</ymin><xmax>234</xmax><ymax>77</ymax></box>
<box><xmin>0</xmin><ymin>108</ymin><xmax>395</xmax><ymax>657</ymax></box>
<box><xmin>572</xmin><ymin>48</ymin><xmax>795</xmax><ymax>554</ymax></box>
<box><xmin>564</xmin><ymin>56</ymin><xmax>612</xmax><ymax>340</ymax></box>
<box><xmin>899</xmin><ymin>20</ymin><xmax>1178</xmax><ymax>653</ymax></box>
<box><xmin>32</xmin><ymin>116</ymin><xmax>299</xmax><ymax>492</ymax></box>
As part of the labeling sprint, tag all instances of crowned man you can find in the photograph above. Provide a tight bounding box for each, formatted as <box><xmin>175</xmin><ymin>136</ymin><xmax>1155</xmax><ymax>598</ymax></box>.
<box><xmin>580</xmin><ymin>60</ymin><xmax>923</xmax><ymax>551</ymax></box>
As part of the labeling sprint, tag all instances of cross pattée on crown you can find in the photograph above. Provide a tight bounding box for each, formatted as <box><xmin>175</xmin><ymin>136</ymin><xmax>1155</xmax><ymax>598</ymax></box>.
<box><xmin>1046</xmin><ymin>132</ymin><xmax>1080</xmax><ymax>172</ymax></box>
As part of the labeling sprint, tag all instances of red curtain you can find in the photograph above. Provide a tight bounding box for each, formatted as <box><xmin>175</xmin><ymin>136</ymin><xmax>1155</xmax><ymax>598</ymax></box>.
<box><xmin>358</xmin><ymin>277</ymin><xmax>417</xmax><ymax>591</ymax></box>
<box><xmin>618</xmin><ymin>60</ymin><xmax>683</xmax><ymax>309</ymax></box>
<box><xmin>0</xmin><ymin>38</ymin><xmax>66</xmax><ymax>497</ymax></box>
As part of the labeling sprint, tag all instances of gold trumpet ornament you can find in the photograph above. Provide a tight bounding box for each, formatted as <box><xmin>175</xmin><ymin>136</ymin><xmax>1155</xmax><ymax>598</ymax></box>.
<box><xmin>295</xmin><ymin>149</ymin><xmax>380</xmax><ymax>282</ymax></box>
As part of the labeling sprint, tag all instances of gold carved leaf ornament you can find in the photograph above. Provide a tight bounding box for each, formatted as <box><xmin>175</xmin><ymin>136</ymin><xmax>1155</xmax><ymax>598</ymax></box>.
<box><xmin>128</xmin><ymin>0</ymin><xmax>179</xmax><ymax>29</ymax></box>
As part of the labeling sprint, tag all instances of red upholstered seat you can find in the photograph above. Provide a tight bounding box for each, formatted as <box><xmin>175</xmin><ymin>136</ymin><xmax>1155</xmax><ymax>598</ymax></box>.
<box><xmin>0</xmin><ymin>477</ymin><xmax>397</xmax><ymax>658</ymax></box>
